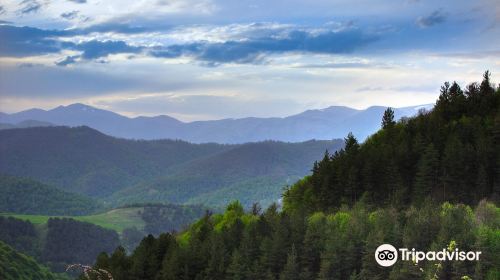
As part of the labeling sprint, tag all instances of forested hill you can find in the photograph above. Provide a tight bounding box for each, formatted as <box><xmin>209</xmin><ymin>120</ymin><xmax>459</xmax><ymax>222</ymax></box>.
<box><xmin>112</xmin><ymin>140</ymin><xmax>344</xmax><ymax>208</ymax></box>
<box><xmin>0</xmin><ymin>175</ymin><xmax>101</xmax><ymax>215</ymax></box>
<box><xmin>86</xmin><ymin>72</ymin><xmax>499</xmax><ymax>280</ymax></box>
<box><xmin>0</xmin><ymin>126</ymin><xmax>342</xmax><ymax>207</ymax></box>
<box><xmin>285</xmin><ymin>71</ymin><xmax>499</xmax><ymax>212</ymax></box>
<box><xmin>0</xmin><ymin>126</ymin><xmax>230</xmax><ymax>197</ymax></box>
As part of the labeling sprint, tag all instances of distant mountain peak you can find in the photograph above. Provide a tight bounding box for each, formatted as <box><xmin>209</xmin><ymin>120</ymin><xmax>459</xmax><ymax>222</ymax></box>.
<box><xmin>52</xmin><ymin>103</ymin><xmax>102</xmax><ymax>113</ymax></box>
<box><xmin>18</xmin><ymin>108</ymin><xmax>47</xmax><ymax>114</ymax></box>
<box><xmin>0</xmin><ymin>103</ymin><xmax>434</xmax><ymax>143</ymax></box>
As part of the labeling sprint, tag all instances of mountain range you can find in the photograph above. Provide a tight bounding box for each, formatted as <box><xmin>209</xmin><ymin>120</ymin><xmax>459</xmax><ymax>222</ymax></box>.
<box><xmin>0</xmin><ymin>126</ymin><xmax>343</xmax><ymax>208</ymax></box>
<box><xmin>0</xmin><ymin>103</ymin><xmax>433</xmax><ymax>143</ymax></box>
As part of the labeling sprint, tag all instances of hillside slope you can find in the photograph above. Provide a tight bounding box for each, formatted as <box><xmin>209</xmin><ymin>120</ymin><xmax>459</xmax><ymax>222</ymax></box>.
<box><xmin>0</xmin><ymin>175</ymin><xmax>101</xmax><ymax>215</ymax></box>
<box><xmin>112</xmin><ymin>140</ymin><xmax>343</xmax><ymax>207</ymax></box>
<box><xmin>0</xmin><ymin>126</ymin><xmax>230</xmax><ymax>197</ymax></box>
<box><xmin>0</xmin><ymin>241</ymin><xmax>67</xmax><ymax>280</ymax></box>
<box><xmin>0</xmin><ymin>127</ymin><xmax>342</xmax><ymax>206</ymax></box>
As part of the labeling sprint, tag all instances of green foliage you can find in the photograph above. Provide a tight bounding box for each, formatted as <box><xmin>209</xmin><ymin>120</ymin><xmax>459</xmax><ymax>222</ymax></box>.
<box><xmin>87</xmin><ymin>201</ymin><xmax>500</xmax><ymax>280</ymax></box>
<box><xmin>382</xmin><ymin>107</ymin><xmax>396</xmax><ymax>129</ymax></box>
<box><xmin>0</xmin><ymin>215</ymin><xmax>122</xmax><ymax>274</ymax></box>
<box><xmin>140</xmin><ymin>204</ymin><xmax>206</xmax><ymax>236</ymax></box>
<box><xmin>0</xmin><ymin>216</ymin><xmax>39</xmax><ymax>258</ymax></box>
<box><xmin>43</xmin><ymin>218</ymin><xmax>120</xmax><ymax>271</ymax></box>
<box><xmin>0</xmin><ymin>175</ymin><xmax>101</xmax><ymax>215</ymax></box>
<box><xmin>0</xmin><ymin>241</ymin><xmax>68</xmax><ymax>280</ymax></box>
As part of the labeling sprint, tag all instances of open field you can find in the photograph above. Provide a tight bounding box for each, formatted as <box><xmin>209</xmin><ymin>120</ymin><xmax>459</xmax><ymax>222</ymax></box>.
<box><xmin>0</xmin><ymin>207</ymin><xmax>145</xmax><ymax>233</ymax></box>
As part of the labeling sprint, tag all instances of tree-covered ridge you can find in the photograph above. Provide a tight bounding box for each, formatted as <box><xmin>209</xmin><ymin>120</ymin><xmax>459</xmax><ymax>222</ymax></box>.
<box><xmin>113</xmin><ymin>140</ymin><xmax>343</xmax><ymax>208</ymax></box>
<box><xmin>0</xmin><ymin>126</ymin><xmax>231</xmax><ymax>197</ymax></box>
<box><xmin>0</xmin><ymin>126</ymin><xmax>342</xmax><ymax>207</ymax></box>
<box><xmin>88</xmin><ymin>200</ymin><xmax>499</xmax><ymax>280</ymax></box>
<box><xmin>0</xmin><ymin>175</ymin><xmax>101</xmax><ymax>215</ymax></box>
<box><xmin>0</xmin><ymin>241</ymin><xmax>67</xmax><ymax>280</ymax></box>
<box><xmin>284</xmin><ymin>72</ymin><xmax>499</xmax><ymax>212</ymax></box>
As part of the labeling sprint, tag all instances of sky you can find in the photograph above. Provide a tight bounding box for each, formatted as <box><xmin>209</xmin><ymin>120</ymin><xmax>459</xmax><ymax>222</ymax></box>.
<box><xmin>0</xmin><ymin>0</ymin><xmax>499</xmax><ymax>121</ymax></box>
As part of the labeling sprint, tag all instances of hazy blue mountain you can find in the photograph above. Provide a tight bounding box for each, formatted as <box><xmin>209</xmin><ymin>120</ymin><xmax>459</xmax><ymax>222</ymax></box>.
<box><xmin>0</xmin><ymin>120</ymin><xmax>53</xmax><ymax>130</ymax></box>
<box><xmin>0</xmin><ymin>126</ymin><xmax>342</xmax><ymax>207</ymax></box>
<box><xmin>0</xmin><ymin>103</ymin><xmax>433</xmax><ymax>143</ymax></box>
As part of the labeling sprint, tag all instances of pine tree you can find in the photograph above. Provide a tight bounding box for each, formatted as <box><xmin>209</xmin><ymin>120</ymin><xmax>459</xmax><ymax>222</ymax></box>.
<box><xmin>110</xmin><ymin>246</ymin><xmax>132</xmax><ymax>280</ymax></box>
<box><xmin>413</xmin><ymin>144</ymin><xmax>439</xmax><ymax>204</ymax></box>
<box><xmin>204</xmin><ymin>235</ymin><xmax>227</xmax><ymax>280</ymax></box>
<box><xmin>226</xmin><ymin>249</ymin><xmax>246</xmax><ymax>280</ymax></box>
<box><xmin>382</xmin><ymin>107</ymin><xmax>396</xmax><ymax>129</ymax></box>
<box><xmin>279</xmin><ymin>245</ymin><xmax>299</xmax><ymax>280</ymax></box>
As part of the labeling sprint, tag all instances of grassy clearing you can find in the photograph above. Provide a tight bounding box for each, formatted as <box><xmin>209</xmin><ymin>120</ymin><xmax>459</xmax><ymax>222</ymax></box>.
<box><xmin>0</xmin><ymin>207</ymin><xmax>145</xmax><ymax>234</ymax></box>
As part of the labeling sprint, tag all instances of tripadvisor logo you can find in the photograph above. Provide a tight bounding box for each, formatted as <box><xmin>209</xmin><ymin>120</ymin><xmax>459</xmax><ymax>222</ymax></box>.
<box><xmin>375</xmin><ymin>244</ymin><xmax>398</xmax><ymax>267</ymax></box>
<box><xmin>375</xmin><ymin>244</ymin><xmax>481</xmax><ymax>267</ymax></box>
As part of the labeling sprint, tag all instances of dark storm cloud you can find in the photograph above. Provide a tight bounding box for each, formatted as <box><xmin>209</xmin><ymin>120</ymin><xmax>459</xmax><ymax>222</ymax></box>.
<box><xmin>152</xmin><ymin>29</ymin><xmax>378</xmax><ymax>64</ymax></box>
<box><xmin>416</xmin><ymin>9</ymin><xmax>447</xmax><ymax>28</ymax></box>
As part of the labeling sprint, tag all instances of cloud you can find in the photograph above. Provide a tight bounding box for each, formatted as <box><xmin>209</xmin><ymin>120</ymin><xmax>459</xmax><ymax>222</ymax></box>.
<box><xmin>61</xmin><ymin>11</ymin><xmax>79</xmax><ymax>20</ymax></box>
<box><xmin>416</xmin><ymin>9</ymin><xmax>447</xmax><ymax>28</ymax></box>
<box><xmin>356</xmin><ymin>86</ymin><xmax>385</xmax><ymax>92</ymax></box>
<box><xmin>67</xmin><ymin>0</ymin><xmax>86</xmax><ymax>3</ymax></box>
<box><xmin>0</xmin><ymin>25</ymin><xmax>70</xmax><ymax>57</ymax></box>
<box><xmin>0</xmin><ymin>5</ymin><xmax>5</xmax><ymax>15</ymax></box>
<box><xmin>18</xmin><ymin>62</ymin><xmax>44</xmax><ymax>68</ymax></box>
<box><xmin>19</xmin><ymin>0</ymin><xmax>44</xmax><ymax>14</ymax></box>
<box><xmin>75</xmin><ymin>40</ymin><xmax>142</xmax><ymax>59</ymax></box>
<box><xmin>55</xmin><ymin>55</ymin><xmax>79</xmax><ymax>66</ymax></box>
<box><xmin>356</xmin><ymin>85</ymin><xmax>437</xmax><ymax>92</ymax></box>
<box><xmin>0</xmin><ymin>25</ymin><xmax>141</xmax><ymax>61</ymax></box>
<box><xmin>433</xmin><ymin>50</ymin><xmax>500</xmax><ymax>59</ymax></box>
<box><xmin>152</xmin><ymin>28</ymin><xmax>378</xmax><ymax>64</ymax></box>
<box><xmin>1</xmin><ymin>23</ymin><xmax>378</xmax><ymax>66</ymax></box>
<box><xmin>0</xmin><ymin>63</ymin><xmax>163</xmax><ymax>98</ymax></box>
<box><xmin>295</xmin><ymin>62</ymin><xmax>392</xmax><ymax>69</ymax></box>
<box><xmin>95</xmin><ymin>93</ymin><xmax>302</xmax><ymax>119</ymax></box>
<box><xmin>77</xmin><ymin>22</ymin><xmax>155</xmax><ymax>34</ymax></box>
